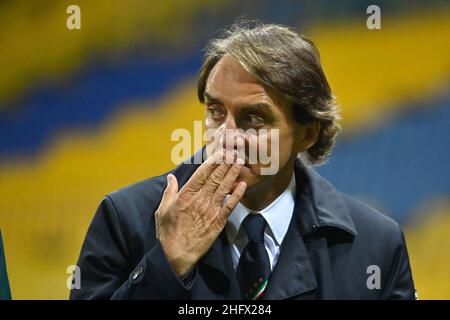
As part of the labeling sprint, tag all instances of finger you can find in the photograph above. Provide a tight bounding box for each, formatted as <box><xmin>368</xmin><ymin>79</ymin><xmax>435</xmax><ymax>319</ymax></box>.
<box><xmin>212</xmin><ymin>158</ymin><xmax>244</xmax><ymax>203</ymax></box>
<box><xmin>201</xmin><ymin>150</ymin><xmax>237</xmax><ymax>196</ymax></box>
<box><xmin>157</xmin><ymin>174</ymin><xmax>178</xmax><ymax>213</ymax></box>
<box><xmin>182</xmin><ymin>151</ymin><xmax>224</xmax><ymax>192</ymax></box>
<box><xmin>202</xmin><ymin>162</ymin><xmax>233</xmax><ymax>196</ymax></box>
<box><xmin>218</xmin><ymin>181</ymin><xmax>247</xmax><ymax>222</ymax></box>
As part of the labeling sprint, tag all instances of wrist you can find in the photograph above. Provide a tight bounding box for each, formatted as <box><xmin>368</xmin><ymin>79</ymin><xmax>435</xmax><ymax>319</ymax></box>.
<box><xmin>160</xmin><ymin>240</ymin><xmax>195</xmax><ymax>277</ymax></box>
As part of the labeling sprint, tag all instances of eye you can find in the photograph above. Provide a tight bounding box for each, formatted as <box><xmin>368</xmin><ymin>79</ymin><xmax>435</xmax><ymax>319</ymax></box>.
<box><xmin>207</xmin><ymin>108</ymin><xmax>225</xmax><ymax>121</ymax></box>
<box><xmin>246</xmin><ymin>114</ymin><xmax>264</xmax><ymax>126</ymax></box>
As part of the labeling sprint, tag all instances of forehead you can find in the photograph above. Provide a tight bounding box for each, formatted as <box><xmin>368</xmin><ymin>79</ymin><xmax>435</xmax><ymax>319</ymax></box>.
<box><xmin>205</xmin><ymin>54</ymin><xmax>274</xmax><ymax>105</ymax></box>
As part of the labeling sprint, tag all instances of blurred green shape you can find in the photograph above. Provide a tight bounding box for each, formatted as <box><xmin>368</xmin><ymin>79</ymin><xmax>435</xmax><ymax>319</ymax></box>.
<box><xmin>0</xmin><ymin>230</ymin><xmax>11</xmax><ymax>300</ymax></box>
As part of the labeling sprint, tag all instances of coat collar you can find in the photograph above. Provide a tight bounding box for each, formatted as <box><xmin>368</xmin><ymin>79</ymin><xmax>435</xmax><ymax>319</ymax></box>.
<box><xmin>293</xmin><ymin>158</ymin><xmax>358</xmax><ymax>238</ymax></box>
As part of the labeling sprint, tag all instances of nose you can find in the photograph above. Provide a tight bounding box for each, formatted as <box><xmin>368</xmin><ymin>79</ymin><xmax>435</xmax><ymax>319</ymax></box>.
<box><xmin>224</xmin><ymin>116</ymin><xmax>237</xmax><ymax>131</ymax></box>
<box><xmin>218</xmin><ymin>117</ymin><xmax>246</xmax><ymax>157</ymax></box>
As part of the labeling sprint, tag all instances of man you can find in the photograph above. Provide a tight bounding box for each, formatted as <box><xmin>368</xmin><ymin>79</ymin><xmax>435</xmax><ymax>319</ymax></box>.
<box><xmin>71</xmin><ymin>21</ymin><xmax>416</xmax><ymax>300</ymax></box>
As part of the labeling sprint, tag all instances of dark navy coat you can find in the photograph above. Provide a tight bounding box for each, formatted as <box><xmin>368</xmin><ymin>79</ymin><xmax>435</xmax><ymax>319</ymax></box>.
<box><xmin>70</xmin><ymin>151</ymin><xmax>416</xmax><ymax>300</ymax></box>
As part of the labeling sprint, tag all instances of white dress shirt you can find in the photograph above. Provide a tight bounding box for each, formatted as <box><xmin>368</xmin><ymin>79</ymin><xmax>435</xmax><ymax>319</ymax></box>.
<box><xmin>225</xmin><ymin>174</ymin><xmax>296</xmax><ymax>271</ymax></box>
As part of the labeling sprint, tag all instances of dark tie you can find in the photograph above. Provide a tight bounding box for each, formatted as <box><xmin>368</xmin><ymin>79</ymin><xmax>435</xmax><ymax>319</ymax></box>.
<box><xmin>236</xmin><ymin>213</ymin><xmax>271</xmax><ymax>300</ymax></box>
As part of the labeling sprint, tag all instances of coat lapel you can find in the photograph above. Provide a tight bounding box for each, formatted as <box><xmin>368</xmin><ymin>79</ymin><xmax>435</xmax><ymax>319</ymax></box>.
<box><xmin>263</xmin><ymin>215</ymin><xmax>318</xmax><ymax>299</ymax></box>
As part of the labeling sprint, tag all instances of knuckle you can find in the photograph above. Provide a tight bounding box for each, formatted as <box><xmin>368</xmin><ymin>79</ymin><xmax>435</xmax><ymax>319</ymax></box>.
<box><xmin>216</xmin><ymin>183</ymin><xmax>230</xmax><ymax>195</ymax></box>
<box><xmin>210</xmin><ymin>172</ymin><xmax>223</xmax><ymax>186</ymax></box>
<box><xmin>197</xmin><ymin>171</ymin><xmax>208</xmax><ymax>182</ymax></box>
<box><xmin>223</xmin><ymin>201</ymin><xmax>234</xmax><ymax>213</ymax></box>
<box><xmin>184</xmin><ymin>185</ymin><xmax>199</xmax><ymax>194</ymax></box>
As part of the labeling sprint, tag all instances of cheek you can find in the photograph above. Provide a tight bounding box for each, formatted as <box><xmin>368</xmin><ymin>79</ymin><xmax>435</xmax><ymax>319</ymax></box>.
<box><xmin>257</xmin><ymin>128</ymin><xmax>293</xmax><ymax>157</ymax></box>
<box><xmin>205</xmin><ymin>118</ymin><xmax>213</xmax><ymax>128</ymax></box>
<box><xmin>262</xmin><ymin>128</ymin><xmax>295</xmax><ymax>175</ymax></box>
<box><xmin>277</xmin><ymin>129</ymin><xmax>295</xmax><ymax>159</ymax></box>
<box><xmin>205</xmin><ymin>118</ymin><xmax>220</xmax><ymax>130</ymax></box>
<box><xmin>246</xmin><ymin>129</ymin><xmax>293</xmax><ymax>167</ymax></box>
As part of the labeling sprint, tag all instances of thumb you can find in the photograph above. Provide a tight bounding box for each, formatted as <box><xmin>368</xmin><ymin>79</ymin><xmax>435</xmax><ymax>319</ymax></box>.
<box><xmin>161</xmin><ymin>174</ymin><xmax>178</xmax><ymax>208</ymax></box>
<box><xmin>156</xmin><ymin>174</ymin><xmax>179</xmax><ymax>239</ymax></box>
<box><xmin>166</xmin><ymin>174</ymin><xmax>178</xmax><ymax>195</ymax></box>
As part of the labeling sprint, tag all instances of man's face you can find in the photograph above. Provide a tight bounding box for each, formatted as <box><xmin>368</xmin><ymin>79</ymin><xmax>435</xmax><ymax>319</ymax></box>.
<box><xmin>203</xmin><ymin>54</ymin><xmax>304</xmax><ymax>192</ymax></box>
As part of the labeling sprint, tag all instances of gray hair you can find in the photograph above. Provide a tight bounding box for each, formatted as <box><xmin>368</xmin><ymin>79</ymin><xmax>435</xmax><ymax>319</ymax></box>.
<box><xmin>197</xmin><ymin>20</ymin><xmax>341</xmax><ymax>165</ymax></box>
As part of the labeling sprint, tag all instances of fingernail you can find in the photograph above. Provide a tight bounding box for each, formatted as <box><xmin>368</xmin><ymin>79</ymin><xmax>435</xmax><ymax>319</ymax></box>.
<box><xmin>236</xmin><ymin>158</ymin><xmax>245</xmax><ymax>167</ymax></box>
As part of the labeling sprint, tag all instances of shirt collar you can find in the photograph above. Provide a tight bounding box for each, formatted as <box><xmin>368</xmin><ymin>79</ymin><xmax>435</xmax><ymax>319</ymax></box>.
<box><xmin>226</xmin><ymin>174</ymin><xmax>296</xmax><ymax>246</ymax></box>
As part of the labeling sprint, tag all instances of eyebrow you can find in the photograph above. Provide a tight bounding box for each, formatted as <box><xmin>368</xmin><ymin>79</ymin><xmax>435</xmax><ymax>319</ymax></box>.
<box><xmin>203</xmin><ymin>92</ymin><xmax>222</xmax><ymax>104</ymax></box>
<box><xmin>204</xmin><ymin>92</ymin><xmax>274</xmax><ymax>113</ymax></box>
<box><xmin>241</xmin><ymin>103</ymin><xmax>273</xmax><ymax>114</ymax></box>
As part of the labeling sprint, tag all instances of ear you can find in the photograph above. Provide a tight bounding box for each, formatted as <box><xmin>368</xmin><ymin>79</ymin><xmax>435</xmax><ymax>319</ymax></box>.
<box><xmin>293</xmin><ymin>120</ymin><xmax>321</xmax><ymax>153</ymax></box>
